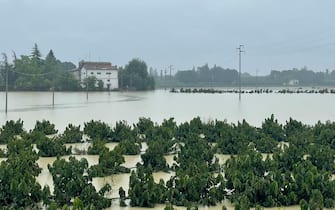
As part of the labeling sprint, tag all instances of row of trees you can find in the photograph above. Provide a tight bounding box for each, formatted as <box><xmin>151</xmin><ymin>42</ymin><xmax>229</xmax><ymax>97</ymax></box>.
<box><xmin>0</xmin><ymin>44</ymin><xmax>155</xmax><ymax>91</ymax></box>
<box><xmin>157</xmin><ymin>64</ymin><xmax>335</xmax><ymax>88</ymax></box>
<box><xmin>1</xmin><ymin>116</ymin><xmax>335</xmax><ymax>209</ymax></box>
<box><xmin>174</xmin><ymin>64</ymin><xmax>238</xmax><ymax>85</ymax></box>
<box><xmin>0</xmin><ymin>44</ymin><xmax>80</xmax><ymax>91</ymax></box>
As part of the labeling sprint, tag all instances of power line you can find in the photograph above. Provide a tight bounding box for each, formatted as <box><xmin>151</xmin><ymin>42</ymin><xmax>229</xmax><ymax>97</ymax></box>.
<box><xmin>2</xmin><ymin>53</ymin><xmax>8</xmax><ymax>113</ymax></box>
<box><xmin>9</xmin><ymin>68</ymin><xmax>55</xmax><ymax>76</ymax></box>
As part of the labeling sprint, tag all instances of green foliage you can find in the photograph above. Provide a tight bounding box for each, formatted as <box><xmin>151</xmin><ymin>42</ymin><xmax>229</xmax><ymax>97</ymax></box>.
<box><xmin>97</xmin><ymin>80</ymin><xmax>104</xmax><ymax>90</ymax></box>
<box><xmin>84</xmin><ymin>120</ymin><xmax>111</xmax><ymax>140</ymax></box>
<box><xmin>119</xmin><ymin>187</ymin><xmax>127</xmax><ymax>207</ymax></box>
<box><xmin>174</xmin><ymin>64</ymin><xmax>238</xmax><ymax>85</ymax></box>
<box><xmin>1</xmin><ymin>117</ymin><xmax>335</xmax><ymax>209</ymax></box>
<box><xmin>111</xmin><ymin>120</ymin><xmax>136</xmax><ymax>142</ymax></box>
<box><xmin>0</xmin><ymin>138</ymin><xmax>43</xmax><ymax>208</ymax></box>
<box><xmin>0</xmin><ymin>148</ymin><xmax>6</xmax><ymax>158</ymax></box>
<box><xmin>324</xmin><ymin>198</ymin><xmax>335</xmax><ymax>209</ymax></box>
<box><xmin>119</xmin><ymin>58</ymin><xmax>155</xmax><ymax>90</ymax></box>
<box><xmin>135</xmin><ymin>117</ymin><xmax>155</xmax><ymax>136</ymax></box>
<box><xmin>145</xmin><ymin>118</ymin><xmax>176</xmax><ymax>154</ymax></box>
<box><xmin>168</xmin><ymin>134</ymin><xmax>223</xmax><ymax>206</ymax></box>
<box><xmin>261</xmin><ymin>114</ymin><xmax>286</xmax><ymax>142</ymax></box>
<box><xmin>33</xmin><ymin>120</ymin><xmax>58</xmax><ymax>135</ymax></box>
<box><xmin>255</xmin><ymin>204</ymin><xmax>264</xmax><ymax>210</ymax></box>
<box><xmin>117</xmin><ymin>138</ymin><xmax>141</xmax><ymax>155</ymax></box>
<box><xmin>128</xmin><ymin>166</ymin><xmax>166</xmax><ymax>207</ymax></box>
<box><xmin>216</xmin><ymin>120</ymin><xmax>257</xmax><ymax>154</ymax></box>
<box><xmin>254</xmin><ymin>134</ymin><xmax>278</xmax><ymax>153</ymax></box>
<box><xmin>0</xmin><ymin>119</ymin><xmax>24</xmax><ymax>144</ymax></box>
<box><xmin>164</xmin><ymin>66</ymin><xmax>332</xmax><ymax>87</ymax></box>
<box><xmin>60</xmin><ymin>124</ymin><xmax>83</xmax><ymax>143</ymax></box>
<box><xmin>73</xmin><ymin>197</ymin><xmax>85</xmax><ymax>210</ymax></box>
<box><xmin>313</xmin><ymin>120</ymin><xmax>335</xmax><ymax>149</ymax></box>
<box><xmin>141</xmin><ymin>139</ymin><xmax>169</xmax><ymax>171</ymax></box>
<box><xmin>299</xmin><ymin>199</ymin><xmax>308</xmax><ymax>210</ymax></box>
<box><xmin>308</xmin><ymin>144</ymin><xmax>335</xmax><ymax>172</ymax></box>
<box><xmin>234</xmin><ymin>195</ymin><xmax>250</xmax><ymax>210</ymax></box>
<box><xmin>35</xmin><ymin>133</ymin><xmax>71</xmax><ymax>157</ymax></box>
<box><xmin>284</xmin><ymin>117</ymin><xmax>309</xmax><ymax>138</ymax></box>
<box><xmin>87</xmin><ymin>139</ymin><xmax>109</xmax><ymax>155</ymax></box>
<box><xmin>48</xmin><ymin>156</ymin><xmax>111</xmax><ymax>209</ymax></box>
<box><xmin>88</xmin><ymin>147</ymin><xmax>129</xmax><ymax>177</ymax></box>
<box><xmin>308</xmin><ymin>189</ymin><xmax>324</xmax><ymax>210</ymax></box>
<box><xmin>4</xmin><ymin>44</ymin><xmax>80</xmax><ymax>91</ymax></box>
<box><xmin>164</xmin><ymin>203</ymin><xmax>176</xmax><ymax>210</ymax></box>
<box><xmin>83</xmin><ymin>76</ymin><xmax>98</xmax><ymax>91</ymax></box>
<box><xmin>21</xmin><ymin>129</ymin><xmax>45</xmax><ymax>144</ymax></box>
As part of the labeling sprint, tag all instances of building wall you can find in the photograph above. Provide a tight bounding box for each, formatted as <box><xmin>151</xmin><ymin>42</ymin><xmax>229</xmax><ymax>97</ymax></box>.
<box><xmin>71</xmin><ymin>70</ymin><xmax>81</xmax><ymax>81</ymax></box>
<box><xmin>80</xmin><ymin>67</ymin><xmax>119</xmax><ymax>89</ymax></box>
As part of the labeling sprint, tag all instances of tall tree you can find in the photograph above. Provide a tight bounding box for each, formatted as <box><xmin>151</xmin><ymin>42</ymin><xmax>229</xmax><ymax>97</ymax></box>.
<box><xmin>31</xmin><ymin>43</ymin><xmax>42</xmax><ymax>62</ymax></box>
<box><xmin>119</xmin><ymin>58</ymin><xmax>155</xmax><ymax>90</ymax></box>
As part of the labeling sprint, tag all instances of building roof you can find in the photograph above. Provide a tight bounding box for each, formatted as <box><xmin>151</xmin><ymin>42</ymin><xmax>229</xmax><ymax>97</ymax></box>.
<box><xmin>79</xmin><ymin>61</ymin><xmax>117</xmax><ymax>70</ymax></box>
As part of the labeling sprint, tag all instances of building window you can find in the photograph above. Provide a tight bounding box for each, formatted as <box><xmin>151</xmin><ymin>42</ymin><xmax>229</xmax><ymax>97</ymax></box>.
<box><xmin>106</xmin><ymin>72</ymin><xmax>111</xmax><ymax>75</ymax></box>
<box><xmin>90</xmin><ymin>72</ymin><xmax>94</xmax><ymax>75</ymax></box>
<box><xmin>97</xmin><ymin>72</ymin><xmax>101</xmax><ymax>75</ymax></box>
<box><xmin>107</xmin><ymin>79</ymin><xmax>110</xmax><ymax>82</ymax></box>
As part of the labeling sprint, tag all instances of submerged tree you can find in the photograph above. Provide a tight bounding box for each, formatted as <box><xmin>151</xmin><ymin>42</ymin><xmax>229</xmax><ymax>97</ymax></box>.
<box><xmin>48</xmin><ymin>156</ymin><xmax>111</xmax><ymax>209</ymax></box>
<box><xmin>0</xmin><ymin>138</ymin><xmax>46</xmax><ymax>208</ymax></box>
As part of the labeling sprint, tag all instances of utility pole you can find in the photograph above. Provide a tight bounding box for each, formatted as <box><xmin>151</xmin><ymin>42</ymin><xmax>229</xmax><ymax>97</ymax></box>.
<box><xmin>2</xmin><ymin>53</ymin><xmax>8</xmax><ymax>113</ymax></box>
<box><xmin>256</xmin><ymin>69</ymin><xmax>259</xmax><ymax>90</ymax></box>
<box><xmin>52</xmin><ymin>86</ymin><xmax>55</xmax><ymax>106</ymax></box>
<box><xmin>237</xmin><ymin>45</ymin><xmax>245</xmax><ymax>101</ymax></box>
<box><xmin>169</xmin><ymin>65</ymin><xmax>173</xmax><ymax>80</ymax></box>
<box><xmin>52</xmin><ymin>71</ymin><xmax>55</xmax><ymax>106</ymax></box>
<box><xmin>86</xmin><ymin>68</ymin><xmax>88</xmax><ymax>100</ymax></box>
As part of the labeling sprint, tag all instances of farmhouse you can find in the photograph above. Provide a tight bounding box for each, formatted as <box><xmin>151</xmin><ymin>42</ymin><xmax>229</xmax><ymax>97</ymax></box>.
<box><xmin>73</xmin><ymin>61</ymin><xmax>119</xmax><ymax>90</ymax></box>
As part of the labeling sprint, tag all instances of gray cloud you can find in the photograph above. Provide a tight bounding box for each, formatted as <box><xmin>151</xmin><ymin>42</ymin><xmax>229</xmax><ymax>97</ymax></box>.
<box><xmin>1</xmin><ymin>0</ymin><xmax>335</xmax><ymax>75</ymax></box>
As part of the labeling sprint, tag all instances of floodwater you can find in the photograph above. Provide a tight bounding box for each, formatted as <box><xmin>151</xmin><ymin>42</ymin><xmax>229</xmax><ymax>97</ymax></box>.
<box><xmin>1</xmin><ymin>90</ymin><xmax>335</xmax><ymax>131</ymax></box>
<box><xmin>1</xmin><ymin>90</ymin><xmax>335</xmax><ymax>210</ymax></box>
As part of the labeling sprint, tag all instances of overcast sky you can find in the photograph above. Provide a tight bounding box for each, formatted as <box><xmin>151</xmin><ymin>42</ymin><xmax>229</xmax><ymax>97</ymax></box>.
<box><xmin>1</xmin><ymin>0</ymin><xmax>335</xmax><ymax>75</ymax></box>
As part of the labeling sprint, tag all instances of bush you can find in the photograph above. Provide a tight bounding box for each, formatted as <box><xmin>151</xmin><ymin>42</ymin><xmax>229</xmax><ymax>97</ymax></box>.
<box><xmin>33</xmin><ymin>120</ymin><xmax>58</xmax><ymax>135</ymax></box>
<box><xmin>84</xmin><ymin>120</ymin><xmax>111</xmax><ymax>140</ymax></box>
<box><xmin>0</xmin><ymin>119</ymin><xmax>24</xmax><ymax>144</ymax></box>
<box><xmin>60</xmin><ymin>124</ymin><xmax>83</xmax><ymax>143</ymax></box>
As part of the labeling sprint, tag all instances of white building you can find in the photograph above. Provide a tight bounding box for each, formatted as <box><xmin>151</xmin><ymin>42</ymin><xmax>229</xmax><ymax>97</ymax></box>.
<box><xmin>75</xmin><ymin>61</ymin><xmax>119</xmax><ymax>90</ymax></box>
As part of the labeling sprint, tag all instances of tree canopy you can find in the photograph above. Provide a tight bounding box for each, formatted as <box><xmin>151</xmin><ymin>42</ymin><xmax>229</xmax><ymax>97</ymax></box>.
<box><xmin>119</xmin><ymin>58</ymin><xmax>155</xmax><ymax>90</ymax></box>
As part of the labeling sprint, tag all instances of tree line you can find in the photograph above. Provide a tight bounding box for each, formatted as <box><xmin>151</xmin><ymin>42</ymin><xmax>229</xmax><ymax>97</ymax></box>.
<box><xmin>0</xmin><ymin>44</ymin><xmax>154</xmax><ymax>91</ymax></box>
<box><xmin>0</xmin><ymin>44</ymin><xmax>80</xmax><ymax>91</ymax></box>
<box><xmin>0</xmin><ymin>116</ymin><xmax>335</xmax><ymax>209</ymax></box>
<box><xmin>155</xmin><ymin>64</ymin><xmax>335</xmax><ymax>88</ymax></box>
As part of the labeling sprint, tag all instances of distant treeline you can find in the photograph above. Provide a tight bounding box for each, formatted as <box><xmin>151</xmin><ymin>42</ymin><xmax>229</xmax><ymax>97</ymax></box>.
<box><xmin>175</xmin><ymin>64</ymin><xmax>238</xmax><ymax>84</ymax></box>
<box><xmin>155</xmin><ymin>64</ymin><xmax>335</xmax><ymax>88</ymax></box>
<box><xmin>0</xmin><ymin>44</ymin><xmax>80</xmax><ymax>91</ymax></box>
<box><xmin>0</xmin><ymin>45</ymin><xmax>154</xmax><ymax>91</ymax></box>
